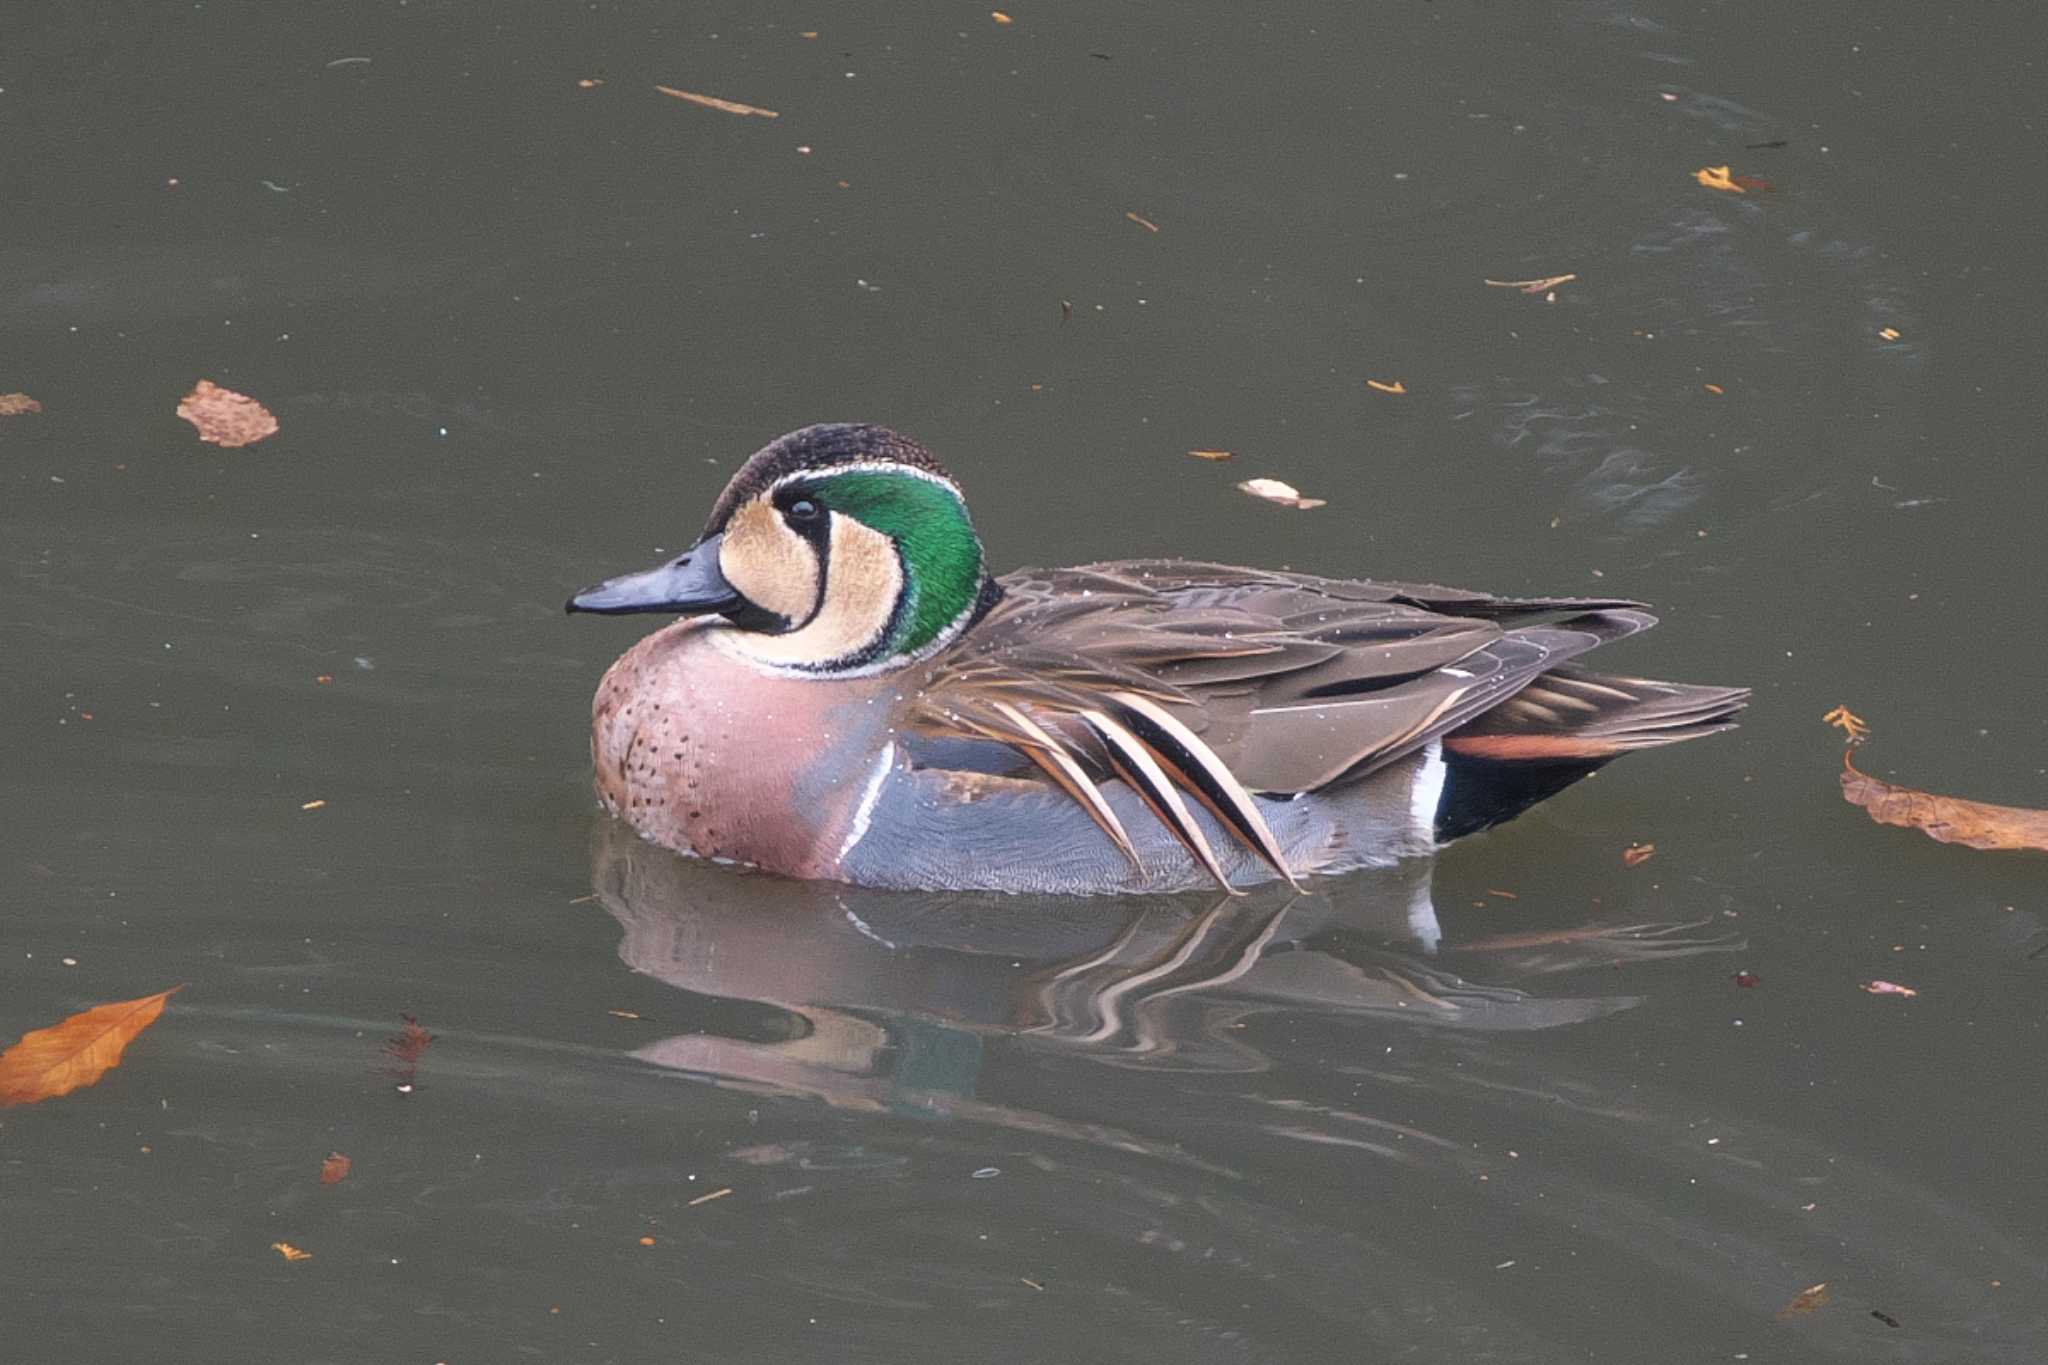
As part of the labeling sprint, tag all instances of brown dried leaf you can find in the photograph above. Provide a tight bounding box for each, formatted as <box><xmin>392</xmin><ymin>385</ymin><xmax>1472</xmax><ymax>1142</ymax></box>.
<box><xmin>1237</xmin><ymin>478</ymin><xmax>1325</xmax><ymax>510</ymax></box>
<box><xmin>1841</xmin><ymin>752</ymin><xmax>2048</xmax><ymax>853</ymax></box>
<box><xmin>1776</xmin><ymin>1282</ymin><xmax>1831</xmax><ymax>1320</ymax></box>
<box><xmin>177</xmin><ymin>380</ymin><xmax>278</xmax><ymax>448</ymax></box>
<box><xmin>272</xmin><ymin>1241</ymin><xmax>313</xmax><ymax>1263</ymax></box>
<box><xmin>320</xmin><ymin>1152</ymin><xmax>352</xmax><ymax>1184</ymax></box>
<box><xmin>0</xmin><ymin>392</ymin><xmax>42</xmax><ymax>416</ymax></box>
<box><xmin>1622</xmin><ymin>842</ymin><xmax>1657</xmax><ymax>866</ymax></box>
<box><xmin>1483</xmin><ymin>274</ymin><xmax>1577</xmax><ymax>295</ymax></box>
<box><xmin>654</xmin><ymin>85</ymin><xmax>779</xmax><ymax>118</ymax></box>
<box><xmin>0</xmin><ymin>986</ymin><xmax>183</xmax><ymax>1107</ymax></box>
<box><xmin>1186</xmin><ymin>449</ymin><xmax>1234</xmax><ymax>462</ymax></box>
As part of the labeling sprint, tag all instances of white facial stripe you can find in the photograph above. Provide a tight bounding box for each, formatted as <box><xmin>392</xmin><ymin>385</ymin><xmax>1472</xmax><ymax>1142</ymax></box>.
<box><xmin>769</xmin><ymin>461</ymin><xmax>963</xmax><ymax>499</ymax></box>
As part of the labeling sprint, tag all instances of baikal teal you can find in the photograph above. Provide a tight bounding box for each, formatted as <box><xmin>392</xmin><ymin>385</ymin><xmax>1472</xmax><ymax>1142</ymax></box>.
<box><xmin>567</xmin><ymin>423</ymin><xmax>1747</xmax><ymax>895</ymax></box>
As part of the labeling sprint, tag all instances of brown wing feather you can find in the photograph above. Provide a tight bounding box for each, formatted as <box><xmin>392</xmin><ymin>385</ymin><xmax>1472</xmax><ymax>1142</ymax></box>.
<box><xmin>903</xmin><ymin>559</ymin><xmax>1658</xmax><ymax>885</ymax></box>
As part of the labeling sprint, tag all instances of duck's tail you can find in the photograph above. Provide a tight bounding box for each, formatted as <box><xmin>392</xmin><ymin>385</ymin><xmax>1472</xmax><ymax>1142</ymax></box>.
<box><xmin>1433</xmin><ymin>667</ymin><xmax>1749</xmax><ymax>842</ymax></box>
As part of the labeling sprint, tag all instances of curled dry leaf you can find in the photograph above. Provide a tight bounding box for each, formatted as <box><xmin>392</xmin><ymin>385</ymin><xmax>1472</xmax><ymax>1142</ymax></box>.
<box><xmin>1776</xmin><ymin>1282</ymin><xmax>1831</xmax><ymax>1320</ymax></box>
<box><xmin>654</xmin><ymin>85</ymin><xmax>779</xmax><ymax>118</ymax></box>
<box><xmin>1695</xmin><ymin>165</ymin><xmax>1744</xmax><ymax>193</ymax></box>
<box><xmin>1483</xmin><ymin>274</ymin><xmax>1577</xmax><ymax>295</ymax></box>
<box><xmin>1186</xmin><ymin>449</ymin><xmax>1234</xmax><ymax>462</ymax></box>
<box><xmin>1861</xmin><ymin>980</ymin><xmax>1918</xmax><ymax>998</ymax></box>
<box><xmin>1237</xmin><ymin>478</ymin><xmax>1325</xmax><ymax>510</ymax></box>
<box><xmin>320</xmin><ymin>1152</ymin><xmax>352</xmax><ymax>1184</ymax></box>
<box><xmin>272</xmin><ymin>1242</ymin><xmax>313</xmax><ymax>1263</ymax></box>
<box><xmin>0</xmin><ymin>392</ymin><xmax>42</xmax><ymax>416</ymax></box>
<box><xmin>1622</xmin><ymin>842</ymin><xmax>1657</xmax><ymax>866</ymax></box>
<box><xmin>1840</xmin><ymin>751</ymin><xmax>2048</xmax><ymax>853</ymax></box>
<box><xmin>0</xmin><ymin>986</ymin><xmax>183</xmax><ymax>1107</ymax></box>
<box><xmin>1365</xmin><ymin>378</ymin><xmax>1408</xmax><ymax>395</ymax></box>
<box><xmin>177</xmin><ymin>380</ymin><xmax>278</xmax><ymax>448</ymax></box>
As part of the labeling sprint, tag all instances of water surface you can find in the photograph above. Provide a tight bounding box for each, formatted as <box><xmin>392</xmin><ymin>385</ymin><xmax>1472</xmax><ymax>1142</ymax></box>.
<box><xmin>4</xmin><ymin>3</ymin><xmax>2045</xmax><ymax>1361</ymax></box>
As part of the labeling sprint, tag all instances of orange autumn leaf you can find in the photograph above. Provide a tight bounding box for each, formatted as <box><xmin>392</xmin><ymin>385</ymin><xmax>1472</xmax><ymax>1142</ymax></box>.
<box><xmin>1366</xmin><ymin>378</ymin><xmax>1407</xmax><ymax>395</ymax></box>
<box><xmin>1840</xmin><ymin>751</ymin><xmax>2048</xmax><ymax>853</ymax></box>
<box><xmin>0</xmin><ymin>986</ymin><xmax>183</xmax><ymax>1107</ymax></box>
<box><xmin>1694</xmin><ymin>165</ymin><xmax>1743</xmax><ymax>193</ymax></box>
<box><xmin>654</xmin><ymin>85</ymin><xmax>779</xmax><ymax>118</ymax></box>
<box><xmin>272</xmin><ymin>1241</ymin><xmax>313</xmax><ymax>1263</ymax></box>
<box><xmin>177</xmin><ymin>380</ymin><xmax>278</xmax><ymax>448</ymax></box>
<box><xmin>320</xmin><ymin>1152</ymin><xmax>352</xmax><ymax>1185</ymax></box>
<box><xmin>1776</xmin><ymin>1282</ymin><xmax>1831</xmax><ymax>1320</ymax></box>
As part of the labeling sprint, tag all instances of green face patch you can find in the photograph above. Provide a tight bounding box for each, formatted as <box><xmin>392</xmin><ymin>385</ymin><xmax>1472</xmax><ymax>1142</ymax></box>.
<box><xmin>802</xmin><ymin>470</ymin><xmax>986</xmax><ymax>658</ymax></box>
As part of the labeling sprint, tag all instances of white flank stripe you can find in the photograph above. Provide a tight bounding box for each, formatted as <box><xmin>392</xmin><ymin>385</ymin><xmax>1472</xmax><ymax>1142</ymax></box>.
<box><xmin>836</xmin><ymin>741</ymin><xmax>896</xmax><ymax>861</ymax></box>
<box><xmin>1409</xmin><ymin>739</ymin><xmax>1446</xmax><ymax>847</ymax></box>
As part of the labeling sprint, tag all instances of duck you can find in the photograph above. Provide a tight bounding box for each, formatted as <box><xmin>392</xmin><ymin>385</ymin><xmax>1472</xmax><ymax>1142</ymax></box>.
<box><xmin>568</xmin><ymin>423</ymin><xmax>1746</xmax><ymax>895</ymax></box>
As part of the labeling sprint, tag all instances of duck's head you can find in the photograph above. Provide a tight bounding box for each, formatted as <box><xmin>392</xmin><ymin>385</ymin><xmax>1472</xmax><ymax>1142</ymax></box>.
<box><xmin>568</xmin><ymin>423</ymin><xmax>1001</xmax><ymax>675</ymax></box>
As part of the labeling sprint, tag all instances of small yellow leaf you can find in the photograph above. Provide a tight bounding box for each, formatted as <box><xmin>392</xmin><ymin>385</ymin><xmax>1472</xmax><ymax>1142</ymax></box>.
<box><xmin>1695</xmin><ymin>165</ymin><xmax>1743</xmax><ymax>193</ymax></box>
<box><xmin>1366</xmin><ymin>379</ymin><xmax>1407</xmax><ymax>395</ymax></box>
<box><xmin>272</xmin><ymin>1242</ymin><xmax>313</xmax><ymax>1263</ymax></box>
<box><xmin>1703</xmin><ymin>383</ymin><xmax>1725</xmax><ymax>394</ymax></box>
<box><xmin>991</xmin><ymin>10</ymin><xmax>1014</xmax><ymax>23</ymax></box>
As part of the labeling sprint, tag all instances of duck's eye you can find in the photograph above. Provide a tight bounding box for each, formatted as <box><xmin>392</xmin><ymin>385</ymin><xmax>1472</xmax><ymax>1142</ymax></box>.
<box><xmin>786</xmin><ymin>499</ymin><xmax>822</xmax><ymax>524</ymax></box>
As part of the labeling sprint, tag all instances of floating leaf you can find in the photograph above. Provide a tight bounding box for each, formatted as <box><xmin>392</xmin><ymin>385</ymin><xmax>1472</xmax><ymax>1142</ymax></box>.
<box><xmin>1124</xmin><ymin>211</ymin><xmax>1160</xmax><ymax>233</ymax></box>
<box><xmin>1237</xmin><ymin>478</ymin><xmax>1325</xmax><ymax>510</ymax></box>
<box><xmin>1777</xmin><ymin>1282</ymin><xmax>1831</xmax><ymax>1319</ymax></box>
<box><xmin>1365</xmin><ymin>378</ymin><xmax>1408</xmax><ymax>395</ymax></box>
<box><xmin>1186</xmin><ymin>449</ymin><xmax>1234</xmax><ymax>462</ymax></box>
<box><xmin>991</xmin><ymin>10</ymin><xmax>1014</xmax><ymax>23</ymax></box>
<box><xmin>272</xmin><ymin>1241</ymin><xmax>313</xmax><ymax>1263</ymax></box>
<box><xmin>1861</xmin><ymin>980</ymin><xmax>1918</xmax><ymax>998</ymax></box>
<box><xmin>1879</xmin><ymin>327</ymin><xmax>1902</xmax><ymax>341</ymax></box>
<box><xmin>1483</xmin><ymin>274</ymin><xmax>1577</xmax><ymax>295</ymax></box>
<box><xmin>654</xmin><ymin>85</ymin><xmax>779</xmax><ymax>118</ymax></box>
<box><xmin>176</xmin><ymin>380</ymin><xmax>278</xmax><ymax>448</ymax></box>
<box><xmin>1622</xmin><ymin>842</ymin><xmax>1657</xmax><ymax>866</ymax></box>
<box><xmin>1840</xmin><ymin>752</ymin><xmax>2048</xmax><ymax>853</ymax></box>
<box><xmin>0</xmin><ymin>986</ymin><xmax>183</xmax><ymax>1107</ymax></box>
<box><xmin>320</xmin><ymin>1152</ymin><xmax>352</xmax><ymax>1184</ymax></box>
<box><xmin>0</xmin><ymin>392</ymin><xmax>42</xmax><ymax>416</ymax></box>
<box><xmin>1821</xmin><ymin>705</ymin><xmax>1870</xmax><ymax>745</ymax></box>
<box><xmin>1695</xmin><ymin>165</ymin><xmax>1743</xmax><ymax>193</ymax></box>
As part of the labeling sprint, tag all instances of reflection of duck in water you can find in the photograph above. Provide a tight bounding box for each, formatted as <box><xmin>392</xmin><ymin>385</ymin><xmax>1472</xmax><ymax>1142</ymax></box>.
<box><xmin>591</xmin><ymin>823</ymin><xmax>1736</xmax><ymax>1108</ymax></box>
<box><xmin>567</xmin><ymin>423</ymin><xmax>1746</xmax><ymax>894</ymax></box>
